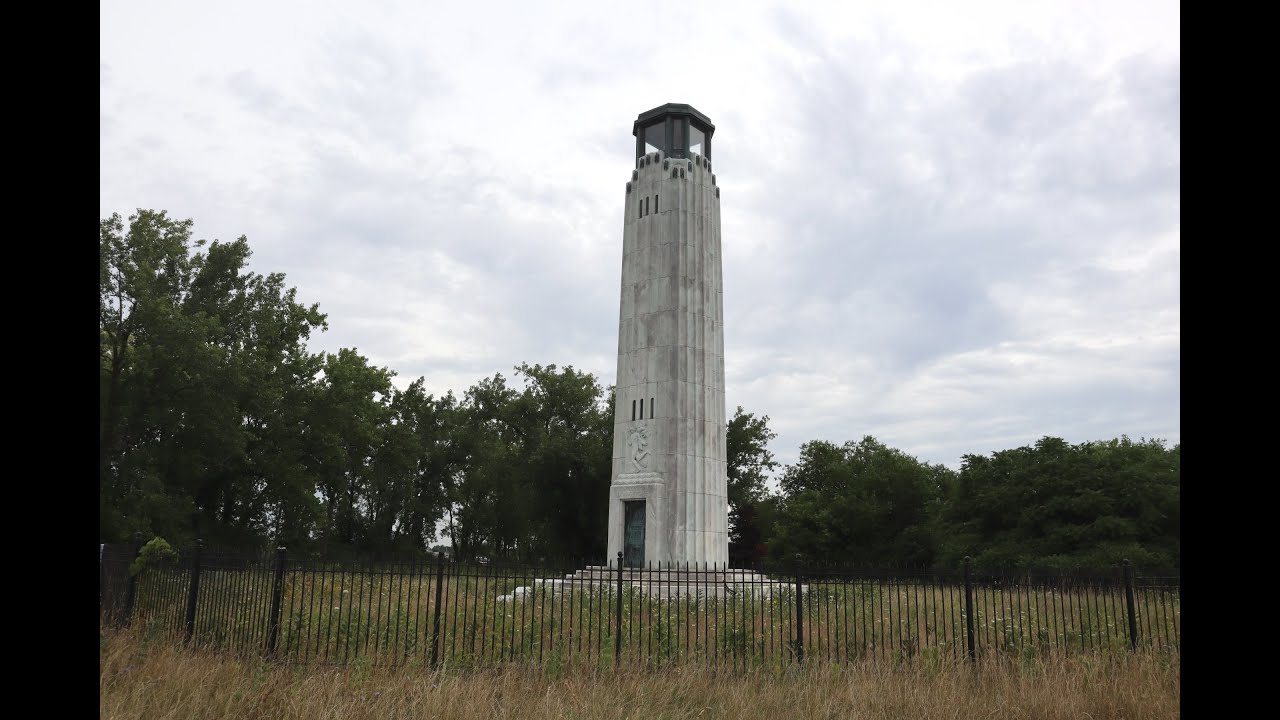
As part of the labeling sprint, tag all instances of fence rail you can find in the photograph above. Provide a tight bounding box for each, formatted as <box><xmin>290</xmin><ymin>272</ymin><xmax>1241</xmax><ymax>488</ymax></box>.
<box><xmin>100</xmin><ymin>543</ymin><xmax>1180</xmax><ymax>669</ymax></box>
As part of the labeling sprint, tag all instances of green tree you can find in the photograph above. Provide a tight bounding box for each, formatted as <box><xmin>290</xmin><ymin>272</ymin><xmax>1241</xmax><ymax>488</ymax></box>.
<box><xmin>506</xmin><ymin>363</ymin><xmax>613</xmax><ymax>561</ymax></box>
<box><xmin>365</xmin><ymin>380</ymin><xmax>459</xmax><ymax>553</ymax></box>
<box><xmin>100</xmin><ymin>209</ymin><xmax>203</xmax><ymax>542</ymax></box>
<box><xmin>725</xmin><ymin>406</ymin><xmax>779</xmax><ymax>564</ymax></box>
<box><xmin>444</xmin><ymin>365</ymin><xmax>613</xmax><ymax>561</ymax></box>
<box><xmin>445</xmin><ymin>372</ymin><xmax>523</xmax><ymax>558</ymax></box>
<box><xmin>307</xmin><ymin>349</ymin><xmax>394</xmax><ymax>550</ymax></box>
<box><xmin>939</xmin><ymin>436</ymin><xmax>1179</xmax><ymax>569</ymax></box>
<box><xmin>100</xmin><ymin>210</ymin><xmax>327</xmax><ymax>545</ymax></box>
<box><xmin>726</xmin><ymin>406</ymin><xmax>778</xmax><ymax>507</ymax></box>
<box><xmin>768</xmin><ymin>436</ymin><xmax>952</xmax><ymax>566</ymax></box>
<box><xmin>184</xmin><ymin>236</ymin><xmax>327</xmax><ymax>546</ymax></box>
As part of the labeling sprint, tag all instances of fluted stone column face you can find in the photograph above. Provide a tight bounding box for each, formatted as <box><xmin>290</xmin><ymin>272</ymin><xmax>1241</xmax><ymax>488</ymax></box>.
<box><xmin>607</xmin><ymin>150</ymin><xmax>727</xmax><ymax>566</ymax></box>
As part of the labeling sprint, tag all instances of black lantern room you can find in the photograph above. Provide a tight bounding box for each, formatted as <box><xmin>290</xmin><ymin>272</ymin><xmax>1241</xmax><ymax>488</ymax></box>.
<box><xmin>632</xmin><ymin>103</ymin><xmax>715</xmax><ymax>161</ymax></box>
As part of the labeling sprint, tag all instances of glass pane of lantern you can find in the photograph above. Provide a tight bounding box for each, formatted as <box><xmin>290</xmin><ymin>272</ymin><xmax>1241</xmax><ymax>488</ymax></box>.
<box><xmin>644</xmin><ymin>122</ymin><xmax>663</xmax><ymax>155</ymax></box>
<box><xmin>689</xmin><ymin>125</ymin><xmax>705</xmax><ymax>157</ymax></box>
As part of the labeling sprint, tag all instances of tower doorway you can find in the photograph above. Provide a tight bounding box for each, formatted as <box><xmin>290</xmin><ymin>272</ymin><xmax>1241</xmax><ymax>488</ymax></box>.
<box><xmin>623</xmin><ymin>500</ymin><xmax>645</xmax><ymax>568</ymax></box>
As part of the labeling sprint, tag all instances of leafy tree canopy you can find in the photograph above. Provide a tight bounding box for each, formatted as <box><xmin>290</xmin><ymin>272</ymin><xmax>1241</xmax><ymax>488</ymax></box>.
<box><xmin>101</xmin><ymin>210</ymin><xmax>1179</xmax><ymax>571</ymax></box>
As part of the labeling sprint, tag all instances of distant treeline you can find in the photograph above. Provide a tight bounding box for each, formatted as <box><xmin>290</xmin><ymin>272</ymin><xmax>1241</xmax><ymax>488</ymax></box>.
<box><xmin>101</xmin><ymin>210</ymin><xmax>1179</xmax><ymax>569</ymax></box>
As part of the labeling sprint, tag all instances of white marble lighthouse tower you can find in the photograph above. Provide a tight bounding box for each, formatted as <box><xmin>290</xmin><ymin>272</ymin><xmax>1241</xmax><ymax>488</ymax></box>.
<box><xmin>606</xmin><ymin>104</ymin><xmax>728</xmax><ymax>567</ymax></box>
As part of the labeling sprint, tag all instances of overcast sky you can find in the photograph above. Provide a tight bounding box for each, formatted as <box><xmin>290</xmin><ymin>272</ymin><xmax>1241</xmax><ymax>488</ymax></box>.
<box><xmin>100</xmin><ymin>0</ymin><xmax>1179</xmax><ymax>478</ymax></box>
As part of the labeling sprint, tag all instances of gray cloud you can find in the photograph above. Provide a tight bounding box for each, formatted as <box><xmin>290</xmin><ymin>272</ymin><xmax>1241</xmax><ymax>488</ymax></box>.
<box><xmin>100</xmin><ymin>2</ymin><xmax>1179</xmax><ymax>476</ymax></box>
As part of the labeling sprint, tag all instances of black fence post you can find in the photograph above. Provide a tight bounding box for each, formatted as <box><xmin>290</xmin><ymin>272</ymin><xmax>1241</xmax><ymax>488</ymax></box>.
<box><xmin>963</xmin><ymin>556</ymin><xmax>976</xmax><ymax>664</ymax></box>
<box><xmin>1123</xmin><ymin>559</ymin><xmax>1139</xmax><ymax>652</ymax></box>
<box><xmin>615</xmin><ymin>551</ymin><xmax>624</xmax><ymax>667</ymax></box>
<box><xmin>794</xmin><ymin>558</ymin><xmax>804</xmax><ymax>664</ymax></box>
<box><xmin>429</xmin><ymin>552</ymin><xmax>445</xmax><ymax>670</ymax></box>
<box><xmin>184</xmin><ymin>539</ymin><xmax>203</xmax><ymax>644</ymax></box>
<box><xmin>99</xmin><ymin>542</ymin><xmax>106</xmax><ymax>609</ymax></box>
<box><xmin>120</xmin><ymin>532</ymin><xmax>144</xmax><ymax>628</ymax></box>
<box><xmin>266</xmin><ymin>546</ymin><xmax>287</xmax><ymax>659</ymax></box>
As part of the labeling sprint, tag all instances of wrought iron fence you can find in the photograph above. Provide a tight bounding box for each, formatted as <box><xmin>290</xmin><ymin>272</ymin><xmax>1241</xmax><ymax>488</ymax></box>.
<box><xmin>100</xmin><ymin>542</ymin><xmax>1180</xmax><ymax>669</ymax></box>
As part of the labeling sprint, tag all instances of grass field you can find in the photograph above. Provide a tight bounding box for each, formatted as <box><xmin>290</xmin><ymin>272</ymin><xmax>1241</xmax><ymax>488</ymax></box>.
<box><xmin>100</xmin><ymin>627</ymin><xmax>1180</xmax><ymax>719</ymax></box>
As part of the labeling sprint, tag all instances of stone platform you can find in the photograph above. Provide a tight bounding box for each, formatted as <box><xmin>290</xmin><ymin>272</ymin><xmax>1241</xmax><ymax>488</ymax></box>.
<box><xmin>498</xmin><ymin>565</ymin><xmax>795</xmax><ymax>601</ymax></box>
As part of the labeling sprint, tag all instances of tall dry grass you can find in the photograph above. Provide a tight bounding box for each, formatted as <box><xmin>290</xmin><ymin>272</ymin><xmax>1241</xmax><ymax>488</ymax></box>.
<box><xmin>100</xmin><ymin>628</ymin><xmax>1179</xmax><ymax>719</ymax></box>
